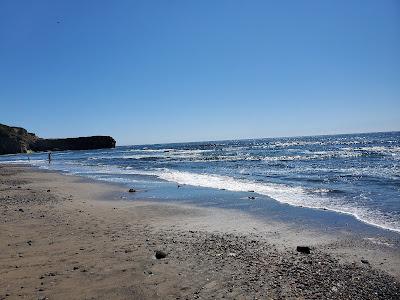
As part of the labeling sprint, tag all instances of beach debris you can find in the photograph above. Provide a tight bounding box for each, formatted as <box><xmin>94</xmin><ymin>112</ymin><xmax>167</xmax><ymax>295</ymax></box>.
<box><xmin>177</xmin><ymin>185</ymin><xmax>182</xmax><ymax>188</ymax></box>
<box><xmin>128</xmin><ymin>188</ymin><xmax>136</xmax><ymax>193</ymax></box>
<box><xmin>27</xmin><ymin>240</ymin><xmax>32</xmax><ymax>246</ymax></box>
<box><xmin>47</xmin><ymin>189</ymin><xmax>50</xmax><ymax>192</ymax></box>
<box><xmin>155</xmin><ymin>250</ymin><xmax>167</xmax><ymax>259</ymax></box>
<box><xmin>248</xmin><ymin>196</ymin><xmax>256</xmax><ymax>200</ymax></box>
<box><xmin>18</xmin><ymin>208</ymin><xmax>24</xmax><ymax>212</ymax></box>
<box><xmin>248</xmin><ymin>190</ymin><xmax>255</xmax><ymax>193</ymax></box>
<box><xmin>40</xmin><ymin>272</ymin><xmax>56</xmax><ymax>279</ymax></box>
<box><xmin>296</xmin><ymin>246</ymin><xmax>311</xmax><ymax>254</ymax></box>
<box><xmin>361</xmin><ymin>259</ymin><xmax>369</xmax><ymax>264</ymax></box>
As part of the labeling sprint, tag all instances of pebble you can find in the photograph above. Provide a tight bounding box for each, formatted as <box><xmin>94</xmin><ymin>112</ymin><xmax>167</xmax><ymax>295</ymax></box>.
<box><xmin>155</xmin><ymin>250</ymin><xmax>167</xmax><ymax>259</ymax></box>
<box><xmin>361</xmin><ymin>259</ymin><xmax>369</xmax><ymax>264</ymax></box>
<box><xmin>297</xmin><ymin>246</ymin><xmax>311</xmax><ymax>254</ymax></box>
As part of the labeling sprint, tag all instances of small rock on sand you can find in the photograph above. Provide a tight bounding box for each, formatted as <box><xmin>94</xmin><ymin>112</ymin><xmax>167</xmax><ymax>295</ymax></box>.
<box><xmin>155</xmin><ymin>250</ymin><xmax>167</xmax><ymax>259</ymax></box>
<box><xmin>361</xmin><ymin>259</ymin><xmax>369</xmax><ymax>264</ymax></box>
<box><xmin>128</xmin><ymin>189</ymin><xmax>136</xmax><ymax>193</ymax></box>
<box><xmin>296</xmin><ymin>246</ymin><xmax>311</xmax><ymax>254</ymax></box>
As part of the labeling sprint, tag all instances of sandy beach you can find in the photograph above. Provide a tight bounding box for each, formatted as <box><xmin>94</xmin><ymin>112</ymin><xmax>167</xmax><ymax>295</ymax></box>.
<box><xmin>1</xmin><ymin>164</ymin><xmax>399</xmax><ymax>299</ymax></box>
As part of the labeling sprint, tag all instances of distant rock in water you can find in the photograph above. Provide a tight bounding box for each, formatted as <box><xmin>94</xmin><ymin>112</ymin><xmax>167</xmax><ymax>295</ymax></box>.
<box><xmin>0</xmin><ymin>123</ymin><xmax>116</xmax><ymax>155</ymax></box>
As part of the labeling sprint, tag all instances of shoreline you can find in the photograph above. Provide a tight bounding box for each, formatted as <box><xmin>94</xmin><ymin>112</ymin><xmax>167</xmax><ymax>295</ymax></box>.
<box><xmin>2</xmin><ymin>155</ymin><xmax>399</xmax><ymax>236</ymax></box>
<box><xmin>1</xmin><ymin>164</ymin><xmax>399</xmax><ymax>299</ymax></box>
<box><xmin>15</xmin><ymin>162</ymin><xmax>400</xmax><ymax>242</ymax></box>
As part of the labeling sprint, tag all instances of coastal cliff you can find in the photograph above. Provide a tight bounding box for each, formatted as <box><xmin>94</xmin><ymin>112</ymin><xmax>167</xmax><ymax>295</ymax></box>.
<box><xmin>0</xmin><ymin>123</ymin><xmax>116</xmax><ymax>155</ymax></box>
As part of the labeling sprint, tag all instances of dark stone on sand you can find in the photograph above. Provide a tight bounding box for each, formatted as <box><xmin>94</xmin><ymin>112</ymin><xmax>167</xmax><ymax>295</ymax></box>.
<box><xmin>155</xmin><ymin>250</ymin><xmax>167</xmax><ymax>259</ymax></box>
<box><xmin>248</xmin><ymin>196</ymin><xmax>255</xmax><ymax>200</ymax></box>
<box><xmin>47</xmin><ymin>190</ymin><xmax>50</xmax><ymax>192</ymax></box>
<box><xmin>361</xmin><ymin>259</ymin><xmax>369</xmax><ymax>264</ymax></box>
<box><xmin>128</xmin><ymin>188</ymin><xmax>136</xmax><ymax>193</ymax></box>
<box><xmin>296</xmin><ymin>246</ymin><xmax>311</xmax><ymax>254</ymax></box>
<box><xmin>18</xmin><ymin>208</ymin><xmax>24</xmax><ymax>212</ymax></box>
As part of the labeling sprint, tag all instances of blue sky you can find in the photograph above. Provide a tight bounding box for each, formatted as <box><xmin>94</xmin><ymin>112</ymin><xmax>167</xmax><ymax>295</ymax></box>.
<box><xmin>1</xmin><ymin>0</ymin><xmax>399</xmax><ymax>145</ymax></box>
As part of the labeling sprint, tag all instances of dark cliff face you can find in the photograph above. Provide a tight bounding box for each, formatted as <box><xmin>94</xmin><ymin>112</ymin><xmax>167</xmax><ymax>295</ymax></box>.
<box><xmin>31</xmin><ymin>136</ymin><xmax>116</xmax><ymax>152</ymax></box>
<box><xmin>0</xmin><ymin>124</ymin><xmax>39</xmax><ymax>154</ymax></box>
<box><xmin>0</xmin><ymin>123</ymin><xmax>116</xmax><ymax>155</ymax></box>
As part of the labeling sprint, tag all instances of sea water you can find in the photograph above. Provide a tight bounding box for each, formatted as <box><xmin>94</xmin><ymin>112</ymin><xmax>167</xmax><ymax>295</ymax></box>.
<box><xmin>1</xmin><ymin>132</ymin><xmax>399</xmax><ymax>233</ymax></box>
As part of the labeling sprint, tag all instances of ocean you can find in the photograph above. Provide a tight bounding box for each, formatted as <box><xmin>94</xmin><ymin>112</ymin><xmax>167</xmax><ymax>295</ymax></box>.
<box><xmin>1</xmin><ymin>131</ymin><xmax>399</xmax><ymax>234</ymax></box>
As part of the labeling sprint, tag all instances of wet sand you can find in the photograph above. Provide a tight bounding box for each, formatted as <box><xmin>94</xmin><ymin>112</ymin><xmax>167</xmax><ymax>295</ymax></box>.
<box><xmin>0</xmin><ymin>164</ymin><xmax>399</xmax><ymax>299</ymax></box>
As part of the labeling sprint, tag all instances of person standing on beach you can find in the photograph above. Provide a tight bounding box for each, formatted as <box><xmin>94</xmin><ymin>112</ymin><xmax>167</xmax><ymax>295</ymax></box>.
<box><xmin>48</xmin><ymin>152</ymin><xmax>52</xmax><ymax>164</ymax></box>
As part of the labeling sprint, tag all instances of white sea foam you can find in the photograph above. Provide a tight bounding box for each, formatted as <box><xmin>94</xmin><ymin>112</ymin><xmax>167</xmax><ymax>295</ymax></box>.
<box><xmin>1</xmin><ymin>136</ymin><xmax>399</xmax><ymax>234</ymax></box>
<box><xmin>152</xmin><ymin>169</ymin><xmax>400</xmax><ymax>233</ymax></box>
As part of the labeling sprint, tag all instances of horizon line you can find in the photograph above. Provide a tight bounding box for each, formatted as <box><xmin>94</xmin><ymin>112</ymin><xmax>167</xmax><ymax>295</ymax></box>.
<box><xmin>118</xmin><ymin>129</ymin><xmax>400</xmax><ymax>147</ymax></box>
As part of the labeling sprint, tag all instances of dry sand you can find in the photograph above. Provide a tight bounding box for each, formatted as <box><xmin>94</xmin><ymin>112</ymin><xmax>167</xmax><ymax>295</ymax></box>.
<box><xmin>1</xmin><ymin>165</ymin><xmax>399</xmax><ymax>299</ymax></box>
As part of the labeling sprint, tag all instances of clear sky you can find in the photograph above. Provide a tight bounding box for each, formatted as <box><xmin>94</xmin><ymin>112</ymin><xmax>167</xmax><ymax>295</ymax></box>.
<box><xmin>1</xmin><ymin>0</ymin><xmax>399</xmax><ymax>145</ymax></box>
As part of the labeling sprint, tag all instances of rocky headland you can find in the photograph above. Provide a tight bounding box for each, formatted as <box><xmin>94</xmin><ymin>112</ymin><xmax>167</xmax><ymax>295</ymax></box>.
<box><xmin>0</xmin><ymin>123</ymin><xmax>116</xmax><ymax>155</ymax></box>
